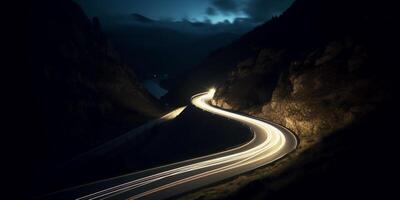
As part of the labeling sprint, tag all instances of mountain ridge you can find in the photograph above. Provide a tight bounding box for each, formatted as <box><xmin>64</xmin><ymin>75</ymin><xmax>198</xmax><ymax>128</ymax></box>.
<box><xmin>130</xmin><ymin>13</ymin><xmax>154</xmax><ymax>23</ymax></box>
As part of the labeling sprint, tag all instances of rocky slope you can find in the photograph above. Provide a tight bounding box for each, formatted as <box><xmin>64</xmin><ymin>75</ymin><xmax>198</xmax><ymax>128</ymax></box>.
<box><xmin>173</xmin><ymin>0</ymin><xmax>398</xmax><ymax>199</ymax></box>
<box><xmin>166</xmin><ymin>0</ymin><xmax>397</xmax><ymax>147</ymax></box>
<box><xmin>213</xmin><ymin>39</ymin><xmax>390</xmax><ymax>150</ymax></box>
<box><xmin>23</xmin><ymin>0</ymin><xmax>163</xmax><ymax>181</ymax></box>
<box><xmin>162</xmin><ymin>0</ymin><xmax>397</xmax><ymax>105</ymax></box>
<box><xmin>212</xmin><ymin>0</ymin><xmax>397</xmax><ymax>149</ymax></box>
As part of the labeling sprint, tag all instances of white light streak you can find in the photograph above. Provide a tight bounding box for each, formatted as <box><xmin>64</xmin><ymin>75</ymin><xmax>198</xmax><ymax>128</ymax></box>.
<box><xmin>74</xmin><ymin>90</ymin><xmax>297</xmax><ymax>200</ymax></box>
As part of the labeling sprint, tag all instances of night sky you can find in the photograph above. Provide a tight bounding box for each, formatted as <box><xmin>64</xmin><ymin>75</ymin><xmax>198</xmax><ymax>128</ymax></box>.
<box><xmin>75</xmin><ymin>0</ymin><xmax>294</xmax><ymax>24</ymax></box>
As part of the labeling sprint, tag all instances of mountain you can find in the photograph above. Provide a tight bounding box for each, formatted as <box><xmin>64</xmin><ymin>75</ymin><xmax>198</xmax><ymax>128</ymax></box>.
<box><xmin>214</xmin><ymin>0</ymin><xmax>398</xmax><ymax>135</ymax></box>
<box><xmin>21</xmin><ymin>0</ymin><xmax>164</xmax><ymax>195</ymax></box>
<box><xmin>103</xmin><ymin>21</ymin><xmax>241</xmax><ymax>79</ymax></box>
<box><xmin>162</xmin><ymin>0</ymin><xmax>398</xmax><ymax>105</ymax></box>
<box><xmin>165</xmin><ymin>0</ymin><xmax>399</xmax><ymax>199</ymax></box>
<box><xmin>130</xmin><ymin>13</ymin><xmax>154</xmax><ymax>23</ymax></box>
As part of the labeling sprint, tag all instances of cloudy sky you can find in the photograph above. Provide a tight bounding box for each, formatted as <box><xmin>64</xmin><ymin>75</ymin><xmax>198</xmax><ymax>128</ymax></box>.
<box><xmin>75</xmin><ymin>0</ymin><xmax>294</xmax><ymax>24</ymax></box>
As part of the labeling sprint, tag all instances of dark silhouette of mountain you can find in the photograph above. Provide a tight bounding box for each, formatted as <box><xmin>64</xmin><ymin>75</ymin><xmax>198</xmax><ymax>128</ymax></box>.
<box><xmin>162</xmin><ymin>0</ymin><xmax>398</xmax><ymax>106</ymax></box>
<box><xmin>163</xmin><ymin>0</ymin><xmax>399</xmax><ymax>199</ymax></box>
<box><xmin>104</xmin><ymin>23</ymin><xmax>240</xmax><ymax>79</ymax></box>
<box><xmin>130</xmin><ymin>13</ymin><xmax>154</xmax><ymax>23</ymax></box>
<box><xmin>20</xmin><ymin>0</ymin><xmax>164</xmax><ymax>196</ymax></box>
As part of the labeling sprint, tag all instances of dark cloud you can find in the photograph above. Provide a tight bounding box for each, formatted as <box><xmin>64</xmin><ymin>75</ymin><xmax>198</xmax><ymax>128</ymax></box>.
<box><xmin>211</xmin><ymin>0</ymin><xmax>238</xmax><ymax>13</ymax></box>
<box><xmin>206</xmin><ymin>7</ymin><xmax>217</xmax><ymax>16</ymax></box>
<box><xmin>245</xmin><ymin>0</ymin><xmax>294</xmax><ymax>23</ymax></box>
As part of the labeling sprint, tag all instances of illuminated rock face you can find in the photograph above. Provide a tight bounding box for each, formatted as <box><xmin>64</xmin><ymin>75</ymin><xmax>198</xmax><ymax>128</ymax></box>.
<box><xmin>214</xmin><ymin>39</ymin><xmax>378</xmax><ymax>148</ymax></box>
<box><xmin>169</xmin><ymin>0</ymin><xmax>398</xmax><ymax>199</ymax></box>
<box><xmin>210</xmin><ymin>0</ymin><xmax>397</xmax><ymax>149</ymax></box>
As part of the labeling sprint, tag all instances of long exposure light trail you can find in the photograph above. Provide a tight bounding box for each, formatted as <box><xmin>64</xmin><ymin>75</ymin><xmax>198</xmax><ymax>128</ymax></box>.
<box><xmin>42</xmin><ymin>89</ymin><xmax>297</xmax><ymax>200</ymax></box>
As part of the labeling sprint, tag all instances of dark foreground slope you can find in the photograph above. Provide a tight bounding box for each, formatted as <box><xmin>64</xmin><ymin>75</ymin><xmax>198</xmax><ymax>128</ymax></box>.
<box><xmin>17</xmin><ymin>0</ymin><xmax>163</xmax><ymax>197</ymax></box>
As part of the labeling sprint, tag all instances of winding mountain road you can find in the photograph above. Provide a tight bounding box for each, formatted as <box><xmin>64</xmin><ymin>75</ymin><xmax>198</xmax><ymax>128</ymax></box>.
<box><xmin>41</xmin><ymin>89</ymin><xmax>297</xmax><ymax>200</ymax></box>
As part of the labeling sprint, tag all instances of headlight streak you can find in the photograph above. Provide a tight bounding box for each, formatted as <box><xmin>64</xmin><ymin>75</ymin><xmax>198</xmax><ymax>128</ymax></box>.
<box><xmin>75</xmin><ymin>90</ymin><xmax>297</xmax><ymax>200</ymax></box>
<box><xmin>75</xmin><ymin>132</ymin><xmax>258</xmax><ymax>200</ymax></box>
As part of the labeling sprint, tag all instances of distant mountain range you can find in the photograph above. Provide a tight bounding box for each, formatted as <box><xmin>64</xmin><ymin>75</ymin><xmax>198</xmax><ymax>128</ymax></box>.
<box><xmin>101</xmin><ymin>13</ymin><xmax>250</xmax><ymax>80</ymax></box>
<box><xmin>130</xmin><ymin>13</ymin><xmax>154</xmax><ymax>23</ymax></box>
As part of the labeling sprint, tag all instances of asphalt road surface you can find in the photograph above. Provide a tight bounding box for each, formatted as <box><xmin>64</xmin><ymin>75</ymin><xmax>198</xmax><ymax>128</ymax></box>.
<box><xmin>40</xmin><ymin>89</ymin><xmax>297</xmax><ymax>200</ymax></box>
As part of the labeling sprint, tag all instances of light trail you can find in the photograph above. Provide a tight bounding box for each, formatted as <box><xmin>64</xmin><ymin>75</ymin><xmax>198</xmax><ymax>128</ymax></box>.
<box><xmin>42</xmin><ymin>89</ymin><xmax>297</xmax><ymax>200</ymax></box>
<box><xmin>160</xmin><ymin>106</ymin><xmax>186</xmax><ymax>120</ymax></box>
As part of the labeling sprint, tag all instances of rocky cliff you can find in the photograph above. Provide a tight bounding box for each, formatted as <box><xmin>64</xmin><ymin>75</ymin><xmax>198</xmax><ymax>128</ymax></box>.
<box><xmin>211</xmin><ymin>0</ymin><xmax>397</xmax><ymax>149</ymax></box>
<box><xmin>166</xmin><ymin>0</ymin><xmax>397</xmax><ymax>149</ymax></box>
<box><xmin>174</xmin><ymin>0</ymin><xmax>398</xmax><ymax>199</ymax></box>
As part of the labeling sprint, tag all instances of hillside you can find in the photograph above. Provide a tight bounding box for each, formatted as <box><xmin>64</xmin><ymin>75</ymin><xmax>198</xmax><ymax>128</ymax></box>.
<box><xmin>162</xmin><ymin>0</ymin><xmax>397</xmax><ymax>106</ymax></box>
<box><xmin>212</xmin><ymin>0</ymin><xmax>397</xmax><ymax>144</ymax></box>
<box><xmin>169</xmin><ymin>0</ymin><xmax>399</xmax><ymax>199</ymax></box>
<box><xmin>22</xmin><ymin>0</ymin><xmax>164</xmax><ymax>195</ymax></box>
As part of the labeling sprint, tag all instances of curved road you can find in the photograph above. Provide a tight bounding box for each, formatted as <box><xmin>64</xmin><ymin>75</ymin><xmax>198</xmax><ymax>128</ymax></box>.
<box><xmin>41</xmin><ymin>89</ymin><xmax>297</xmax><ymax>200</ymax></box>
